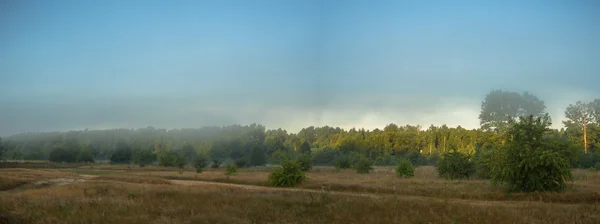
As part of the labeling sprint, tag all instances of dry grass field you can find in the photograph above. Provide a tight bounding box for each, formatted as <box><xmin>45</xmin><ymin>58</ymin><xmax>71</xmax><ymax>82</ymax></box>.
<box><xmin>1</xmin><ymin>164</ymin><xmax>599</xmax><ymax>224</ymax></box>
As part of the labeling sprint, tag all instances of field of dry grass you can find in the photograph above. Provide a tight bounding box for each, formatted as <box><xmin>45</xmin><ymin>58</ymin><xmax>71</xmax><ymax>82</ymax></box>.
<box><xmin>1</xmin><ymin>165</ymin><xmax>599</xmax><ymax>223</ymax></box>
<box><xmin>0</xmin><ymin>168</ymin><xmax>79</xmax><ymax>191</ymax></box>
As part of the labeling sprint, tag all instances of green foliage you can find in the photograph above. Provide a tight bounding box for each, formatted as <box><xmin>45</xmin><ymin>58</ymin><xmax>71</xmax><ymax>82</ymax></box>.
<box><xmin>225</xmin><ymin>164</ymin><xmax>238</xmax><ymax>177</ymax></box>
<box><xmin>77</xmin><ymin>146</ymin><xmax>94</xmax><ymax>163</ymax></box>
<box><xmin>211</xmin><ymin>159</ymin><xmax>222</xmax><ymax>168</ymax></box>
<box><xmin>407</xmin><ymin>151</ymin><xmax>425</xmax><ymax>166</ymax></box>
<box><xmin>157</xmin><ymin>150</ymin><xmax>177</xmax><ymax>167</ymax></box>
<box><xmin>479</xmin><ymin>90</ymin><xmax>546</xmax><ymax>132</ymax></box>
<box><xmin>492</xmin><ymin>115</ymin><xmax>574</xmax><ymax>192</ymax></box>
<box><xmin>249</xmin><ymin>146</ymin><xmax>267</xmax><ymax>166</ymax></box>
<box><xmin>354</xmin><ymin>157</ymin><xmax>374</xmax><ymax>174</ymax></box>
<box><xmin>0</xmin><ymin>137</ymin><xmax>4</xmax><ymax>160</ymax></box>
<box><xmin>311</xmin><ymin>147</ymin><xmax>338</xmax><ymax>165</ymax></box>
<box><xmin>473</xmin><ymin>147</ymin><xmax>504</xmax><ymax>179</ymax></box>
<box><xmin>437</xmin><ymin>151</ymin><xmax>475</xmax><ymax>180</ymax></box>
<box><xmin>193</xmin><ymin>153</ymin><xmax>209</xmax><ymax>173</ymax></box>
<box><xmin>49</xmin><ymin>146</ymin><xmax>78</xmax><ymax>163</ymax></box>
<box><xmin>334</xmin><ymin>155</ymin><xmax>352</xmax><ymax>169</ymax></box>
<box><xmin>296</xmin><ymin>153</ymin><xmax>312</xmax><ymax>171</ymax></box>
<box><xmin>577</xmin><ymin>152</ymin><xmax>600</xmax><ymax>168</ymax></box>
<box><xmin>395</xmin><ymin>159</ymin><xmax>414</xmax><ymax>178</ymax></box>
<box><xmin>175</xmin><ymin>154</ymin><xmax>187</xmax><ymax>169</ymax></box>
<box><xmin>298</xmin><ymin>141</ymin><xmax>311</xmax><ymax>154</ymax></box>
<box><xmin>234</xmin><ymin>158</ymin><xmax>249</xmax><ymax>168</ymax></box>
<box><xmin>133</xmin><ymin>149</ymin><xmax>156</xmax><ymax>167</ymax></box>
<box><xmin>595</xmin><ymin>162</ymin><xmax>600</xmax><ymax>171</ymax></box>
<box><xmin>271</xmin><ymin>149</ymin><xmax>293</xmax><ymax>164</ymax></box>
<box><xmin>110</xmin><ymin>141</ymin><xmax>132</xmax><ymax>164</ymax></box>
<box><xmin>268</xmin><ymin>159</ymin><xmax>306</xmax><ymax>187</ymax></box>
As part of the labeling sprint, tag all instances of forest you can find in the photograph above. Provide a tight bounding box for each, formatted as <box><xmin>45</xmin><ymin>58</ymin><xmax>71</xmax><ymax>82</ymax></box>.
<box><xmin>1</xmin><ymin>90</ymin><xmax>599</xmax><ymax>171</ymax></box>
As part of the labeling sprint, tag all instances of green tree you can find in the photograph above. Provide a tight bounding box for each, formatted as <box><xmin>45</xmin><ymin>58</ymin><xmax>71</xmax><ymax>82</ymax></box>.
<box><xmin>157</xmin><ymin>149</ymin><xmax>177</xmax><ymax>167</ymax></box>
<box><xmin>395</xmin><ymin>159</ymin><xmax>414</xmax><ymax>178</ymax></box>
<box><xmin>211</xmin><ymin>159</ymin><xmax>222</xmax><ymax>168</ymax></box>
<box><xmin>193</xmin><ymin>153</ymin><xmax>209</xmax><ymax>173</ymax></box>
<box><xmin>225</xmin><ymin>164</ymin><xmax>238</xmax><ymax>178</ymax></box>
<box><xmin>298</xmin><ymin>141</ymin><xmax>311</xmax><ymax>154</ymax></box>
<box><xmin>77</xmin><ymin>145</ymin><xmax>94</xmax><ymax>163</ymax></box>
<box><xmin>49</xmin><ymin>146</ymin><xmax>77</xmax><ymax>163</ymax></box>
<box><xmin>479</xmin><ymin>90</ymin><xmax>546</xmax><ymax>132</ymax></box>
<box><xmin>268</xmin><ymin>159</ymin><xmax>306</xmax><ymax>187</ymax></box>
<box><xmin>437</xmin><ymin>151</ymin><xmax>475</xmax><ymax>180</ymax></box>
<box><xmin>334</xmin><ymin>155</ymin><xmax>352</xmax><ymax>169</ymax></box>
<box><xmin>296</xmin><ymin>153</ymin><xmax>312</xmax><ymax>171</ymax></box>
<box><xmin>354</xmin><ymin>157</ymin><xmax>374</xmax><ymax>174</ymax></box>
<box><xmin>133</xmin><ymin>148</ymin><xmax>156</xmax><ymax>167</ymax></box>
<box><xmin>563</xmin><ymin>101</ymin><xmax>593</xmax><ymax>153</ymax></box>
<box><xmin>110</xmin><ymin>141</ymin><xmax>132</xmax><ymax>164</ymax></box>
<box><xmin>249</xmin><ymin>146</ymin><xmax>267</xmax><ymax>166</ymax></box>
<box><xmin>493</xmin><ymin>115</ymin><xmax>575</xmax><ymax>192</ymax></box>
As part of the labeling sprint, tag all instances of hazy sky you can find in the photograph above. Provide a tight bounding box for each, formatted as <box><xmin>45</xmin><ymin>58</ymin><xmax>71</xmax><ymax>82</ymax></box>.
<box><xmin>1</xmin><ymin>0</ymin><xmax>599</xmax><ymax>136</ymax></box>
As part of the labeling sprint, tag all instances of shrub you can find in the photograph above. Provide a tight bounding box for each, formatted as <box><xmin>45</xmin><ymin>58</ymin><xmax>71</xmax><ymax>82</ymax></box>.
<box><xmin>334</xmin><ymin>155</ymin><xmax>352</xmax><ymax>169</ymax></box>
<box><xmin>595</xmin><ymin>162</ymin><xmax>600</xmax><ymax>171</ymax></box>
<box><xmin>395</xmin><ymin>159</ymin><xmax>414</xmax><ymax>178</ymax></box>
<box><xmin>234</xmin><ymin>158</ymin><xmax>249</xmax><ymax>168</ymax></box>
<box><xmin>211</xmin><ymin>159</ymin><xmax>222</xmax><ymax>168</ymax></box>
<box><xmin>437</xmin><ymin>151</ymin><xmax>475</xmax><ymax>180</ymax></box>
<box><xmin>296</xmin><ymin>153</ymin><xmax>312</xmax><ymax>171</ymax></box>
<box><xmin>175</xmin><ymin>155</ymin><xmax>188</xmax><ymax>169</ymax></box>
<box><xmin>268</xmin><ymin>159</ymin><xmax>306</xmax><ymax>187</ymax></box>
<box><xmin>354</xmin><ymin>157</ymin><xmax>374</xmax><ymax>174</ymax></box>
<box><xmin>492</xmin><ymin>115</ymin><xmax>575</xmax><ymax>192</ymax></box>
<box><xmin>473</xmin><ymin>147</ymin><xmax>504</xmax><ymax>179</ymax></box>
<box><xmin>225</xmin><ymin>164</ymin><xmax>238</xmax><ymax>177</ymax></box>
<box><xmin>193</xmin><ymin>154</ymin><xmax>209</xmax><ymax>173</ymax></box>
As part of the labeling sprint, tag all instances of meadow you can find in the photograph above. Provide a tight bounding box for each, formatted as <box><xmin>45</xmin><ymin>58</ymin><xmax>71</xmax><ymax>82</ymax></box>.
<box><xmin>1</xmin><ymin>163</ymin><xmax>599</xmax><ymax>224</ymax></box>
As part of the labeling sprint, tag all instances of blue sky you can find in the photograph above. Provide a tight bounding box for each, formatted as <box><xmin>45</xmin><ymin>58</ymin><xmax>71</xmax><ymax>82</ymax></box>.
<box><xmin>1</xmin><ymin>0</ymin><xmax>599</xmax><ymax>135</ymax></box>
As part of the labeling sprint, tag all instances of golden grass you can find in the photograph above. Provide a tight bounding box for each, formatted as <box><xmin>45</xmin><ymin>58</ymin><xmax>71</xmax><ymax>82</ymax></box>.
<box><xmin>0</xmin><ymin>168</ymin><xmax>78</xmax><ymax>191</ymax></box>
<box><xmin>94</xmin><ymin>174</ymin><xmax>172</xmax><ymax>185</ymax></box>
<box><xmin>135</xmin><ymin>166</ymin><xmax>600</xmax><ymax>204</ymax></box>
<box><xmin>1</xmin><ymin>179</ymin><xmax>598</xmax><ymax>224</ymax></box>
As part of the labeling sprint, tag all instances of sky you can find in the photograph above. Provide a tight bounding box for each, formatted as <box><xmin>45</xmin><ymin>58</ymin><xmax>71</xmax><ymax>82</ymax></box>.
<box><xmin>1</xmin><ymin>0</ymin><xmax>599</xmax><ymax>136</ymax></box>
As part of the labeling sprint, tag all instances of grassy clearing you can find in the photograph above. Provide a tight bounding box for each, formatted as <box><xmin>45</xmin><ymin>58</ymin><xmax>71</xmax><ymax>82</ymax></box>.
<box><xmin>94</xmin><ymin>174</ymin><xmax>172</xmax><ymax>185</ymax></box>
<box><xmin>0</xmin><ymin>168</ymin><xmax>78</xmax><ymax>190</ymax></box>
<box><xmin>138</xmin><ymin>166</ymin><xmax>600</xmax><ymax>204</ymax></box>
<box><xmin>1</xmin><ymin>180</ymin><xmax>599</xmax><ymax>224</ymax></box>
<box><xmin>2</xmin><ymin>165</ymin><xmax>599</xmax><ymax>223</ymax></box>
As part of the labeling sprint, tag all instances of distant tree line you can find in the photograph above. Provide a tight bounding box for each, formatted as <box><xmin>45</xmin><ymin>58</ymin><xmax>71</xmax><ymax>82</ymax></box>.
<box><xmin>0</xmin><ymin>90</ymin><xmax>599</xmax><ymax>171</ymax></box>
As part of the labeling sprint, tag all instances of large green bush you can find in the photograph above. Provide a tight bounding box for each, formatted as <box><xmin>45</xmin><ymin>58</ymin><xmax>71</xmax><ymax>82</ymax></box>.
<box><xmin>354</xmin><ymin>157</ymin><xmax>374</xmax><ymax>174</ymax></box>
<box><xmin>473</xmin><ymin>147</ymin><xmax>504</xmax><ymax>179</ymax></box>
<box><xmin>492</xmin><ymin>115</ymin><xmax>575</xmax><ymax>192</ymax></box>
<box><xmin>296</xmin><ymin>153</ymin><xmax>312</xmax><ymax>171</ymax></box>
<box><xmin>437</xmin><ymin>151</ymin><xmax>475</xmax><ymax>180</ymax></box>
<box><xmin>395</xmin><ymin>159</ymin><xmax>414</xmax><ymax>178</ymax></box>
<box><xmin>268</xmin><ymin>159</ymin><xmax>306</xmax><ymax>187</ymax></box>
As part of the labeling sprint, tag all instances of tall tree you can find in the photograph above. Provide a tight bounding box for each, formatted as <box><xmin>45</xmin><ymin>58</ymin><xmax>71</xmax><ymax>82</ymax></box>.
<box><xmin>479</xmin><ymin>90</ymin><xmax>546</xmax><ymax>132</ymax></box>
<box><xmin>591</xmin><ymin>99</ymin><xmax>600</xmax><ymax>124</ymax></box>
<box><xmin>563</xmin><ymin>101</ymin><xmax>593</xmax><ymax>153</ymax></box>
